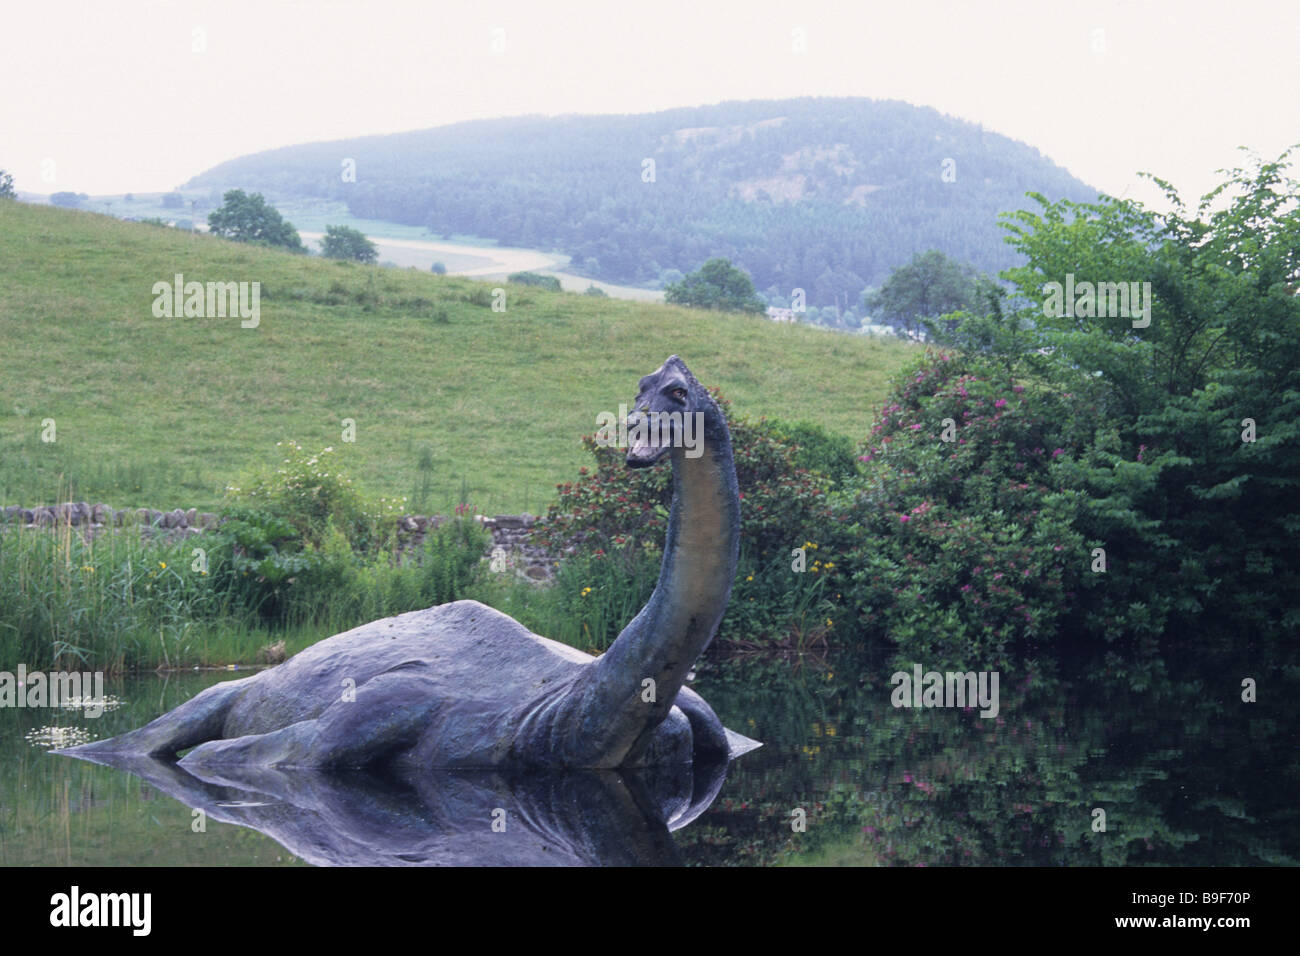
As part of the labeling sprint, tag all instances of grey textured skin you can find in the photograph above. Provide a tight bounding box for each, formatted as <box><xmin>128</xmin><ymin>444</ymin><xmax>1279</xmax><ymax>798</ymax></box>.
<box><xmin>62</xmin><ymin>356</ymin><xmax>756</xmax><ymax>773</ymax></box>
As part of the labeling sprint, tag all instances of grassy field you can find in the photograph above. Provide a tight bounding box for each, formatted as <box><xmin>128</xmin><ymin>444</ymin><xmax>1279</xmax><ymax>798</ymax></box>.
<box><xmin>1</xmin><ymin>200</ymin><xmax>917</xmax><ymax>515</ymax></box>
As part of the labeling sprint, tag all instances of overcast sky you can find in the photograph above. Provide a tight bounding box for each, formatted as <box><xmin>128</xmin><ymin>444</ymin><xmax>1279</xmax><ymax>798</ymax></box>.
<box><xmin>4</xmin><ymin>0</ymin><xmax>1296</xmax><ymax>210</ymax></box>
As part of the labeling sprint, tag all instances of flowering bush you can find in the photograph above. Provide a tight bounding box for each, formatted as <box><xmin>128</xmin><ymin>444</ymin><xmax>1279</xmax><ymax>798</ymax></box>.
<box><xmin>537</xmin><ymin>388</ymin><xmax>833</xmax><ymax>563</ymax></box>
<box><xmin>536</xmin><ymin>388</ymin><xmax>840</xmax><ymax>651</ymax></box>
<box><xmin>836</xmin><ymin>349</ymin><xmax>1105</xmax><ymax>669</ymax></box>
<box><xmin>222</xmin><ymin>440</ymin><xmax>405</xmax><ymax>552</ymax></box>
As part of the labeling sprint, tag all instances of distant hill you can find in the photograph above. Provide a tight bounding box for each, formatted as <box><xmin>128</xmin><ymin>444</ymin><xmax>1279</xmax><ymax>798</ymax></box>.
<box><xmin>185</xmin><ymin>97</ymin><xmax>1098</xmax><ymax>308</ymax></box>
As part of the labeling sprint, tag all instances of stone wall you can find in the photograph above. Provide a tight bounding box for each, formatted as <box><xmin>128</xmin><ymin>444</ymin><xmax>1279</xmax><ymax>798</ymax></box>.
<box><xmin>0</xmin><ymin>503</ymin><xmax>555</xmax><ymax>582</ymax></box>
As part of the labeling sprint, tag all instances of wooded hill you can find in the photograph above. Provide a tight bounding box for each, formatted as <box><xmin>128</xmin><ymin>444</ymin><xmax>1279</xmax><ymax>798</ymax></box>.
<box><xmin>185</xmin><ymin>97</ymin><xmax>1097</xmax><ymax>307</ymax></box>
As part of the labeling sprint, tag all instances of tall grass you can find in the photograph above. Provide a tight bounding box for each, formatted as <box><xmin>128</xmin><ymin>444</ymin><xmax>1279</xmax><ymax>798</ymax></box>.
<box><xmin>0</xmin><ymin>512</ymin><xmax>493</xmax><ymax>672</ymax></box>
<box><xmin>0</xmin><ymin>518</ymin><xmax>263</xmax><ymax>671</ymax></box>
<box><xmin>470</xmin><ymin>547</ymin><xmax>659</xmax><ymax>654</ymax></box>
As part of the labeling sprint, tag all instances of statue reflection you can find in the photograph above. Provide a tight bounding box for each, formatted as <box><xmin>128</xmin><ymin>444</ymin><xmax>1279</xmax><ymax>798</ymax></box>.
<box><xmin>65</xmin><ymin>748</ymin><xmax>733</xmax><ymax>866</ymax></box>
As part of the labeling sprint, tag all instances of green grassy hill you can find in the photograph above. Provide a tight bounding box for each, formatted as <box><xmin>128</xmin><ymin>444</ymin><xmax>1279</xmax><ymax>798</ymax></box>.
<box><xmin>0</xmin><ymin>201</ymin><xmax>917</xmax><ymax>514</ymax></box>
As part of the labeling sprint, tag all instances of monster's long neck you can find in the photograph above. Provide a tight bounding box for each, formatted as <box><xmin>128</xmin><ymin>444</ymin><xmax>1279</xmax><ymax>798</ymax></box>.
<box><xmin>567</xmin><ymin>428</ymin><xmax>740</xmax><ymax>767</ymax></box>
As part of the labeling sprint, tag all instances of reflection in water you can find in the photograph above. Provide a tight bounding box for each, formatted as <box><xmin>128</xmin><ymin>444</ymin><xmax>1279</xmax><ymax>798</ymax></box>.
<box><xmin>60</xmin><ymin>745</ymin><xmax>733</xmax><ymax>866</ymax></box>
<box><xmin>3</xmin><ymin>638</ymin><xmax>1297</xmax><ymax>866</ymax></box>
<box><xmin>681</xmin><ymin>642</ymin><xmax>1300</xmax><ymax>866</ymax></box>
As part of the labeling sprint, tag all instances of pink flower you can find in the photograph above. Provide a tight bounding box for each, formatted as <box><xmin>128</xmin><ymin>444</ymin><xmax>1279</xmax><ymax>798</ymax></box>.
<box><xmin>1013</xmin><ymin>385</ymin><xmax>1024</xmax><ymax>393</ymax></box>
<box><xmin>899</xmin><ymin>514</ymin><xmax>910</xmax><ymax>523</ymax></box>
<box><xmin>995</xmin><ymin>398</ymin><xmax>1007</xmax><ymax>408</ymax></box>
<box><xmin>1052</xmin><ymin>448</ymin><xmax>1064</xmax><ymax>458</ymax></box>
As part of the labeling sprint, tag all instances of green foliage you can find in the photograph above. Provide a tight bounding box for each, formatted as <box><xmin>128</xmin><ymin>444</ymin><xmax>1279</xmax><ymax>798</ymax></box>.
<box><xmin>284</xmin><ymin>516</ymin><xmax>491</xmax><ymax>628</ymax></box>
<box><xmin>538</xmin><ymin>387</ymin><xmax>832</xmax><ymax>563</ymax></box>
<box><xmin>865</xmin><ymin>249</ymin><xmax>983</xmax><ymax>333</ymax></box>
<box><xmin>834</xmin><ymin>348</ymin><xmax>1102</xmax><ymax>670</ymax></box>
<box><xmin>0</xmin><ymin>170</ymin><xmax>14</xmax><ymax>199</ymax></box>
<box><xmin>319</xmin><ymin>224</ymin><xmax>377</xmax><ymax>263</ymax></box>
<box><xmin>765</xmin><ymin>418</ymin><xmax>860</xmax><ymax>486</ymax></box>
<box><xmin>205</xmin><ymin>507</ymin><xmax>317</xmax><ymax>622</ymax></box>
<box><xmin>583</xmin><ymin>284</ymin><xmax>608</xmax><ymax>297</ymax></box>
<box><xmin>997</xmin><ymin>147</ymin><xmax>1300</xmax><ymax>644</ymax></box>
<box><xmin>0</xmin><ymin>518</ymin><xmax>258</xmax><ymax>671</ymax></box>
<box><xmin>537</xmin><ymin>388</ymin><xmax>840</xmax><ymax>650</ymax></box>
<box><xmin>220</xmin><ymin>440</ymin><xmax>404</xmax><ymax>552</ymax></box>
<box><xmin>665</xmin><ymin>258</ymin><xmax>766</xmax><ymax>314</ymax></box>
<box><xmin>504</xmin><ymin>546</ymin><xmax>661</xmax><ymax>653</ymax></box>
<box><xmin>507</xmin><ymin>271</ymin><xmax>561</xmax><ymax>291</ymax></box>
<box><xmin>430</xmin><ymin>261</ymin><xmax>446</xmax><ymax>274</ymax></box>
<box><xmin>207</xmin><ymin>189</ymin><xmax>305</xmax><ymax>252</ymax></box>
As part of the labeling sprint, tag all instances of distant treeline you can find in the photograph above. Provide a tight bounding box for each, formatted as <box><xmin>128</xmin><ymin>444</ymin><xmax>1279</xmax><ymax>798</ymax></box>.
<box><xmin>186</xmin><ymin>97</ymin><xmax>1097</xmax><ymax>307</ymax></box>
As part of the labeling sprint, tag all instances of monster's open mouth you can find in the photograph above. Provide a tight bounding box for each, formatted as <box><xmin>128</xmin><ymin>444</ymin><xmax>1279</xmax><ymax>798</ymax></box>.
<box><xmin>625</xmin><ymin>414</ymin><xmax>673</xmax><ymax>468</ymax></box>
<box><xmin>626</xmin><ymin>433</ymin><xmax>670</xmax><ymax>468</ymax></box>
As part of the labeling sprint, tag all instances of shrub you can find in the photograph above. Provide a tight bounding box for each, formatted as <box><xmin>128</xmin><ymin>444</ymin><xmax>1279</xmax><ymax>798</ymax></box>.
<box><xmin>506</xmin><ymin>272</ymin><xmax>562</xmax><ymax>291</ymax></box>
<box><xmin>766</xmin><ymin>418</ymin><xmax>859</xmax><ymax>486</ymax></box>
<box><xmin>835</xmin><ymin>348</ymin><xmax>1105</xmax><ymax>669</ymax></box>
<box><xmin>536</xmin><ymin>388</ymin><xmax>838</xmax><ymax>650</ymax></box>
<box><xmin>221</xmin><ymin>440</ymin><xmax>404</xmax><ymax>552</ymax></box>
<box><xmin>537</xmin><ymin>387</ymin><xmax>832</xmax><ymax>564</ymax></box>
<box><xmin>205</xmin><ymin>507</ymin><xmax>319</xmax><ymax>622</ymax></box>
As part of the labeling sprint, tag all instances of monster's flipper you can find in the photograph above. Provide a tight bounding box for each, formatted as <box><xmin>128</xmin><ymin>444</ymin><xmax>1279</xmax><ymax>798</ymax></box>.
<box><xmin>60</xmin><ymin>675</ymin><xmax>256</xmax><ymax>760</ymax></box>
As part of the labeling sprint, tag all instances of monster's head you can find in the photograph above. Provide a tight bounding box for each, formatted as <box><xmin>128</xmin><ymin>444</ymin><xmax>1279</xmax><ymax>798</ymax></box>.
<box><xmin>625</xmin><ymin>355</ymin><xmax>726</xmax><ymax>468</ymax></box>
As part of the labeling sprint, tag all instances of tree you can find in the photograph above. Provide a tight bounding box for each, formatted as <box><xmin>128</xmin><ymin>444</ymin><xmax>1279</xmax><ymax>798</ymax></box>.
<box><xmin>49</xmin><ymin>191</ymin><xmax>88</xmax><ymax>207</ymax></box>
<box><xmin>664</xmin><ymin>258</ymin><xmax>766</xmax><ymax>314</ymax></box>
<box><xmin>207</xmin><ymin>189</ymin><xmax>305</xmax><ymax>252</ymax></box>
<box><xmin>984</xmin><ymin>146</ymin><xmax>1300</xmax><ymax>646</ymax></box>
<box><xmin>864</xmin><ymin>249</ymin><xmax>980</xmax><ymax>333</ymax></box>
<box><xmin>319</xmin><ymin>224</ymin><xmax>378</xmax><ymax>263</ymax></box>
<box><xmin>161</xmin><ymin>192</ymin><xmax>184</xmax><ymax>209</ymax></box>
<box><xmin>659</xmin><ymin>268</ymin><xmax>685</xmax><ymax>289</ymax></box>
<box><xmin>0</xmin><ymin>170</ymin><xmax>14</xmax><ymax>199</ymax></box>
<box><xmin>430</xmin><ymin>261</ymin><xmax>447</xmax><ymax>275</ymax></box>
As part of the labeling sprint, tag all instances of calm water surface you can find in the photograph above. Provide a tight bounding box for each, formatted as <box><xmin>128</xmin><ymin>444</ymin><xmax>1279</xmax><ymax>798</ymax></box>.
<box><xmin>2</xmin><ymin>643</ymin><xmax>1295</xmax><ymax>866</ymax></box>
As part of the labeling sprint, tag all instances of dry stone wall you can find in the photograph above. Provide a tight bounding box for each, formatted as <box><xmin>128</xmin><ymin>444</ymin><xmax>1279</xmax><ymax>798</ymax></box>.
<box><xmin>0</xmin><ymin>503</ymin><xmax>555</xmax><ymax>582</ymax></box>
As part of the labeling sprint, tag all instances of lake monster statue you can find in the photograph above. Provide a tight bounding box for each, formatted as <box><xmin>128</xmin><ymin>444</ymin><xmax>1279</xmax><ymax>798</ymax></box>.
<box><xmin>66</xmin><ymin>356</ymin><xmax>758</xmax><ymax>774</ymax></box>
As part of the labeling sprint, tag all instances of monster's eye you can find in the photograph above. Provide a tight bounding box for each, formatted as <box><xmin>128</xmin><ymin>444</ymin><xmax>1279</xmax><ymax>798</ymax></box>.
<box><xmin>671</xmin><ymin>387</ymin><xmax>687</xmax><ymax>403</ymax></box>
